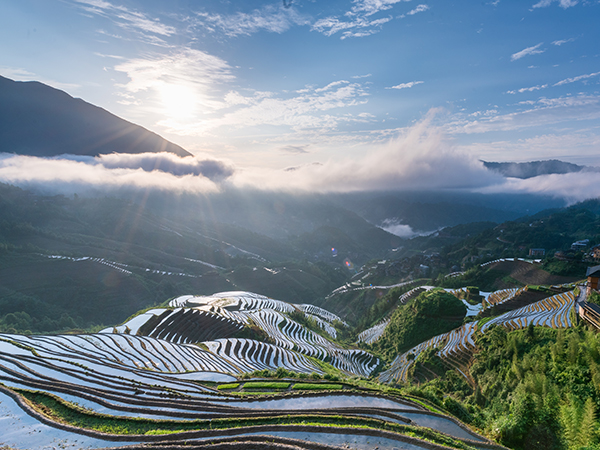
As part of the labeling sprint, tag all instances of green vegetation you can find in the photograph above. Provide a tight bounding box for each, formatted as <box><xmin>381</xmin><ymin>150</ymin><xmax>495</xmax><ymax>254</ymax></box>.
<box><xmin>374</xmin><ymin>289</ymin><xmax>466</xmax><ymax>359</ymax></box>
<box><xmin>216</xmin><ymin>383</ymin><xmax>240</xmax><ymax>390</ymax></box>
<box><xmin>292</xmin><ymin>383</ymin><xmax>343</xmax><ymax>390</ymax></box>
<box><xmin>242</xmin><ymin>381</ymin><xmax>290</xmax><ymax>390</ymax></box>
<box><xmin>412</xmin><ymin>325</ymin><xmax>600</xmax><ymax>450</ymax></box>
<box><xmin>15</xmin><ymin>388</ymin><xmax>477</xmax><ymax>450</ymax></box>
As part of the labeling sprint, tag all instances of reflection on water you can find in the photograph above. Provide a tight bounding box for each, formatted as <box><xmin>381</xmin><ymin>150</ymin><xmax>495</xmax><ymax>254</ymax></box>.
<box><xmin>214</xmin><ymin>394</ymin><xmax>420</xmax><ymax>410</ymax></box>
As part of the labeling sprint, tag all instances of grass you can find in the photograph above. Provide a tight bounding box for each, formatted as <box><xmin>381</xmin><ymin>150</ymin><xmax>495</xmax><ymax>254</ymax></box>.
<box><xmin>242</xmin><ymin>381</ymin><xmax>290</xmax><ymax>389</ymax></box>
<box><xmin>292</xmin><ymin>383</ymin><xmax>343</xmax><ymax>390</ymax></box>
<box><xmin>216</xmin><ymin>383</ymin><xmax>240</xmax><ymax>390</ymax></box>
<box><xmin>14</xmin><ymin>388</ymin><xmax>477</xmax><ymax>450</ymax></box>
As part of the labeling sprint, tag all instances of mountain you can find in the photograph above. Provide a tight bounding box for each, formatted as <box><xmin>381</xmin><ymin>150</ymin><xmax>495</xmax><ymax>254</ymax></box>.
<box><xmin>332</xmin><ymin>190</ymin><xmax>567</xmax><ymax>233</ymax></box>
<box><xmin>0</xmin><ymin>75</ymin><xmax>191</xmax><ymax>157</ymax></box>
<box><xmin>482</xmin><ymin>159</ymin><xmax>586</xmax><ymax>179</ymax></box>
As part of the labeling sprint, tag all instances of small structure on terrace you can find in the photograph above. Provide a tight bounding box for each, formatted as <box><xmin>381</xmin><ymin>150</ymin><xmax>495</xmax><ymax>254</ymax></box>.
<box><xmin>586</xmin><ymin>265</ymin><xmax>600</xmax><ymax>295</ymax></box>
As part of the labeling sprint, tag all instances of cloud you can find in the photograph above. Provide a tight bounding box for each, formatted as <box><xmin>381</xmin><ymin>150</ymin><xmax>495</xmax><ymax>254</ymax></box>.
<box><xmin>70</xmin><ymin>0</ymin><xmax>175</xmax><ymax>44</ymax></box>
<box><xmin>552</xmin><ymin>37</ymin><xmax>576</xmax><ymax>46</ymax></box>
<box><xmin>194</xmin><ymin>4</ymin><xmax>310</xmax><ymax>37</ymax></box>
<box><xmin>511</xmin><ymin>43</ymin><xmax>545</xmax><ymax>61</ymax></box>
<box><xmin>380</xmin><ymin>220</ymin><xmax>432</xmax><ymax>237</ymax></box>
<box><xmin>458</xmin><ymin>132</ymin><xmax>600</xmax><ymax>166</ymax></box>
<box><xmin>0</xmin><ymin>153</ymin><xmax>222</xmax><ymax>196</ymax></box>
<box><xmin>347</xmin><ymin>0</ymin><xmax>410</xmax><ymax>16</ymax></box>
<box><xmin>312</xmin><ymin>15</ymin><xmax>392</xmax><ymax>39</ymax></box>
<box><xmin>231</xmin><ymin>109</ymin><xmax>504</xmax><ymax>192</ymax></box>
<box><xmin>95</xmin><ymin>153</ymin><xmax>234</xmax><ymax>180</ymax></box>
<box><xmin>506</xmin><ymin>84</ymin><xmax>548</xmax><ymax>94</ymax></box>
<box><xmin>398</xmin><ymin>4</ymin><xmax>430</xmax><ymax>18</ymax></box>
<box><xmin>279</xmin><ymin>145</ymin><xmax>310</xmax><ymax>154</ymax></box>
<box><xmin>480</xmin><ymin>171</ymin><xmax>600</xmax><ymax>204</ymax></box>
<box><xmin>159</xmin><ymin>79</ymin><xmax>370</xmax><ymax>136</ymax></box>
<box><xmin>554</xmin><ymin>71</ymin><xmax>600</xmax><ymax>86</ymax></box>
<box><xmin>450</xmin><ymin>94</ymin><xmax>600</xmax><ymax>134</ymax></box>
<box><xmin>311</xmin><ymin>0</ymin><xmax>417</xmax><ymax>39</ymax></box>
<box><xmin>1</xmin><ymin>112</ymin><xmax>598</xmax><ymax>204</ymax></box>
<box><xmin>532</xmin><ymin>0</ymin><xmax>578</xmax><ymax>9</ymax></box>
<box><xmin>113</xmin><ymin>48</ymin><xmax>234</xmax><ymax>122</ymax></box>
<box><xmin>386</xmin><ymin>81</ymin><xmax>424</xmax><ymax>90</ymax></box>
<box><xmin>0</xmin><ymin>67</ymin><xmax>81</xmax><ymax>91</ymax></box>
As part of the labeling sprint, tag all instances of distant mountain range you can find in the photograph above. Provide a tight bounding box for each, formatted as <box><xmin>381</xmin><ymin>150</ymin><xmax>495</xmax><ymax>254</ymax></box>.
<box><xmin>482</xmin><ymin>159</ymin><xmax>590</xmax><ymax>179</ymax></box>
<box><xmin>0</xmin><ymin>75</ymin><xmax>190</xmax><ymax>157</ymax></box>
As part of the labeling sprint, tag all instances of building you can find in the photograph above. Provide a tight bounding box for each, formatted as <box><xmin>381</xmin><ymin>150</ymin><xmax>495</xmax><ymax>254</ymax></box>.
<box><xmin>572</xmin><ymin>239</ymin><xmax>590</xmax><ymax>251</ymax></box>
<box><xmin>529</xmin><ymin>248</ymin><xmax>545</xmax><ymax>257</ymax></box>
<box><xmin>579</xmin><ymin>301</ymin><xmax>600</xmax><ymax>330</ymax></box>
<box><xmin>587</xmin><ymin>265</ymin><xmax>600</xmax><ymax>295</ymax></box>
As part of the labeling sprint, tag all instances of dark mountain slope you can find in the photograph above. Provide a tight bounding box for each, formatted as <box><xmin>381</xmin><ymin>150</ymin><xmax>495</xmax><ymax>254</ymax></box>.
<box><xmin>0</xmin><ymin>75</ymin><xmax>191</xmax><ymax>157</ymax></box>
<box><xmin>482</xmin><ymin>159</ymin><xmax>586</xmax><ymax>178</ymax></box>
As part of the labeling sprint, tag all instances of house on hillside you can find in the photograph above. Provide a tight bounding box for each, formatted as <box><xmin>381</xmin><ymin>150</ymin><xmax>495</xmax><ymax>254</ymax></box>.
<box><xmin>591</xmin><ymin>245</ymin><xmax>600</xmax><ymax>261</ymax></box>
<box><xmin>579</xmin><ymin>301</ymin><xmax>600</xmax><ymax>331</ymax></box>
<box><xmin>572</xmin><ymin>239</ymin><xmax>590</xmax><ymax>251</ymax></box>
<box><xmin>529</xmin><ymin>248</ymin><xmax>545</xmax><ymax>257</ymax></box>
<box><xmin>586</xmin><ymin>265</ymin><xmax>600</xmax><ymax>295</ymax></box>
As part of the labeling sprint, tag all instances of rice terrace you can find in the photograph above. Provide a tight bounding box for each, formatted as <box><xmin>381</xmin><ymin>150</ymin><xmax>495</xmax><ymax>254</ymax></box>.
<box><xmin>0</xmin><ymin>257</ymin><xmax>592</xmax><ymax>450</ymax></box>
<box><xmin>2</xmin><ymin>1</ymin><xmax>600</xmax><ymax>449</ymax></box>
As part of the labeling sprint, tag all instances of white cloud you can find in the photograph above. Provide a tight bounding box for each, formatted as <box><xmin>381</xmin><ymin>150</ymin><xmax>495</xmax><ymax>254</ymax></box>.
<box><xmin>95</xmin><ymin>152</ymin><xmax>234</xmax><ymax>179</ymax></box>
<box><xmin>386</xmin><ymin>81</ymin><xmax>424</xmax><ymax>90</ymax></box>
<box><xmin>506</xmin><ymin>84</ymin><xmax>548</xmax><ymax>94</ymax></box>
<box><xmin>347</xmin><ymin>0</ymin><xmax>410</xmax><ymax>16</ymax></box>
<box><xmin>71</xmin><ymin>0</ymin><xmax>175</xmax><ymax>44</ymax></box>
<box><xmin>0</xmin><ymin>67</ymin><xmax>81</xmax><ymax>91</ymax></box>
<box><xmin>231</xmin><ymin>109</ymin><xmax>503</xmax><ymax>192</ymax></box>
<box><xmin>449</xmin><ymin>94</ymin><xmax>600</xmax><ymax>134</ymax></box>
<box><xmin>158</xmin><ymin>80</ymin><xmax>370</xmax><ymax>136</ymax></box>
<box><xmin>458</xmin><ymin>132</ymin><xmax>600</xmax><ymax>164</ymax></box>
<box><xmin>0</xmin><ymin>153</ymin><xmax>221</xmax><ymax>196</ymax></box>
<box><xmin>312</xmin><ymin>0</ymin><xmax>417</xmax><ymax>39</ymax></box>
<box><xmin>480</xmin><ymin>172</ymin><xmax>600</xmax><ymax>204</ymax></box>
<box><xmin>511</xmin><ymin>43</ymin><xmax>545</xmax><ymax>61</ymax></box>
<box><xmin>554</xmin><ymin>71</ymin><xmax>600</xmax><ymax>86</ymax></box>
<box><xmin>113</xmin><ymin>48</ymin><xmax>234</xmax><ymax>122</ymax></box>
<box><xmin>194</xmin><ymin>4</ymin><xmax>310</xmax><ymax>37</ymax></box>
<box><xmin>312</xmin><ymin>15</ymin><xmax>392</xmax><ymax>39</ymax></box>
<box><xmin>552</xmin><ymin>37</ymin><xmax>576</xmax><ymax>46</ymax></box>
<box><xmin>398</xmin><ymin>4</ymin><xmax>430</xmax><ymax>18</ymax></box>
<box><xmin>279</xmin><ymin>145</ymin><xmax>310</xmax><ymax>154</ymax></box>
<box><xmin>380</xmin><ymin>220</ymin><xmax>432</xmax><ymax>237</ymax></box>
<box><xmin>1</xmin><ymin>112</ymin><xmax>598</xmax><ymax>204</ymax></box>
<box><xmin>532</xmin><ymin>0</ymin><xmax>578</xmax><ymax>9</ymax></box>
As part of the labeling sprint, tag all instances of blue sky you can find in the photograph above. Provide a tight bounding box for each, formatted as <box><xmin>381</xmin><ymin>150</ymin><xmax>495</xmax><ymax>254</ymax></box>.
<box><xmin>0</xmin><ymin>0</ymin><xmax>599</xmax><ymax>197</ymax></box>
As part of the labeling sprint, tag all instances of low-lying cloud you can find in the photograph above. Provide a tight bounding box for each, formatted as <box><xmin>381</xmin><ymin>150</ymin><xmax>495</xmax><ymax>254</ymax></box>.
<box><xmin>96</xmin><ymin>152</ymin><xmax>234</xmax><ymax>180</ymax></box>
<box><xmin>0</xmin><ymin>153</ymin><xmax>224</xmax><ymax>196</ymax></box>
<box><xmin>232</xmin><ymin>109</ymin><xmax>503</xmax><ymax>192</ymax></box>
<box><xmin>380</xmin><ymin>219</ymin><xmax>433</xmax><ymax>238</ymax></box>
<box><xmin>0</xmin><ymin>110</ymin><xmax>598</xmax><ymax>203</ymax></box>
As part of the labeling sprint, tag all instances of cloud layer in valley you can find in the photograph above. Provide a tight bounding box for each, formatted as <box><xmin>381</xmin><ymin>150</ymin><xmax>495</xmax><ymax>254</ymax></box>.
<box><xmin>1</xmin><ymin>111</ymin><xmax>597</xmax><ymax>203</ymax></box>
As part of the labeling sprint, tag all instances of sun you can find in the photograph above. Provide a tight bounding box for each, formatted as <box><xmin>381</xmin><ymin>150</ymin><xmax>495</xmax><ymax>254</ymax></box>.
<box><xmin>159</xmin><ymin>84</ymin><xmax>197</xmax><ymax>121</ymax></box>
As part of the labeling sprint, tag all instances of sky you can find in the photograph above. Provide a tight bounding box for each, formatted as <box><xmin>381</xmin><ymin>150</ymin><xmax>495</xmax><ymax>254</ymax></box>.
<box><xmin>0</xmin><ymin>0</ymin><xmax>599</xmax><ymax>199</ymax></box>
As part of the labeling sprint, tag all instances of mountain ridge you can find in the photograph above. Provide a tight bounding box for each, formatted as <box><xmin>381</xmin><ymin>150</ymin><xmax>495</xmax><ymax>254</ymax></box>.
<box><xmin>0</xmin><ymin>75</ymin><xmax>191</xmax><ymax>158</ymax></box>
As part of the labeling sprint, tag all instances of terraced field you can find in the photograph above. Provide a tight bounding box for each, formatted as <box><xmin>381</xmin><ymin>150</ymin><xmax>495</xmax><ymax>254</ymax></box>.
<box><xmin>0</xmin><ymin>287</ymin><xmax>575</xmax><ymax>449</ymax></box>
<box><xmin>0</xmin><ymin>290</ymin><xmax>503</xmax><ymax>450</ymax></box>
<box><xmin>379</xmin><ymin>291</ymin><xmax>575</xmax><ymax>384</ymax></box>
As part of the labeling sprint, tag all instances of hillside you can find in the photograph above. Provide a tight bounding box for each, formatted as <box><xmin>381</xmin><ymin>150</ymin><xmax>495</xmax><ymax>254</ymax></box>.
<box><xmin>0</xmin><ymin>269</ymin><xmax>591</xmax><ymax>450</ymax></box>
<box><xmin>375</xmin><ymin>289</ymin><xmax>467</xmax><ymax>359</ymax></box>
<box><xmin>482</xmin><ymin>159</ymin><xmax>586</xmax><ymax>179</ymax></box>
<box><xmin>0</xmin><ymin>183</ymin><xmax>406</xmax><ymax>332</ymax></box>
<box><xmin>0</xmin><ymin>75</ymin><xmax>191</xmax><ymax>157</ymax></box>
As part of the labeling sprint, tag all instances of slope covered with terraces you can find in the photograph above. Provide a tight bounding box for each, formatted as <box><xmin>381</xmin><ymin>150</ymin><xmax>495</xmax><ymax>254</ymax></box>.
<box><xmin>0</xmin><ymin>290</ymin><xmax>509</xmax><ymax>450</ymax></box>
